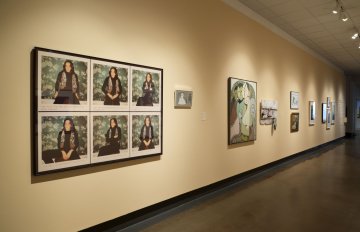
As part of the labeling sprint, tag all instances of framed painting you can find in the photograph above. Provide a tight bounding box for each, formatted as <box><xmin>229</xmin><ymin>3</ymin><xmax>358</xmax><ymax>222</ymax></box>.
<box><xmin>327</xmin><ymin>97</ymin><xmax>331</xmax><ymax>108</ymax></box>
<box><xmin>309</xmin><ymin>101</ymin><xmax>315</xmax><ymax>126</ymax></box>
<box><xmin>260</xmin><ymin>100</ymin><xmax>278</xmax><ymax>125</ymax></box>
<box><xmin>322</xmin><ymin>103</ymin><xmax>327</xmax><ymax>123</ymax></box>
<box><xmin>174</xmin><ymin>90</ymin><xmax>193</xmax><ymax>108</ymax></box>
<box><xmin>290</xmin><ymin>91</ymin><xmax>299</xmax><ymax>109</ymax></box>
<box><xmin>228</xmin><ymin>77</ymin><xmax>257</xmax><ymax>145</ymax></box>
<box><xmin>331</xmin><ymin>102</ymin><xmax>335</xmax><ymax>125</ymax></box>
<box><xmin>326</xmin><ymin>108</ymin><xmax>331</xmax><ymax>129</ymax></box>
<box><xmin>33</xmin><ymin>47</ymin><xmax>163</xmax><ymax>175</ymax></box>
<box><xmin>290</xmin><ymin>113</ymin><xmax>299</xmax><ymax>132</ymax></box>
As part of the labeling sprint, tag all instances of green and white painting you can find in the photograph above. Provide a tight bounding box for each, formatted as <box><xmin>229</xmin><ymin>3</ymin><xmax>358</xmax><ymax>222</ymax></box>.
<box><xmin>228</xmin><ymin>77</ymin><xmax>257</xmax><ymax>144</ymax></box>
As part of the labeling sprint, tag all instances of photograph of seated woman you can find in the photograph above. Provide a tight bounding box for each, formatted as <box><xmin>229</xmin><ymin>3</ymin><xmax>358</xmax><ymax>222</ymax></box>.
<box><xmin>139</xmin><ymin>116</ymin><xmax>155</xmax><ymax>151</ymax></box>
<box><xmin>57</xmin><ymin>118</ymin><xmax>80</xmax><ymax>161</ymax></box>
<box><xmin>136</xmin><ymin>73</ymin><xmax>154</xmax><ymax>106</ymax></box>
<box><xmin>54</xmin><ymin>60</ymin><xmax>80</xmax><ymax>104</ymax></box>
<box><xmin>98</xmin><ymin>118</ymin><xmax>121</xmax><ymax>156</ymax></box>
<box><xmin>101</xmin><ymin>67</ymin><xmax>122</xmax><ymax>105</ymax></box>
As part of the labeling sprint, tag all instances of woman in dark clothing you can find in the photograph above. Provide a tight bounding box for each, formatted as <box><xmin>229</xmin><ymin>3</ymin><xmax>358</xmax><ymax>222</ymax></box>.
<box><xmin>102</xmin><ymin>67</ymin><xmax>122</xmax><ymax>105</ymax></box>
<box><xmin>54</xmin><ymin>60</ymin><xmax>80</xmax><ymax>104</ymax></box>
<box><xmin>57</xmin><ymin>118</ymin><xmax>80</xmax><ymax>161</ymax></box>
<box><xmin>136</xmin><ymin>73</ymin><xmax>154</xmax><ymax>106</ymax></box>
<box><xmin>139</xmin><ymin>116</ymin><xmax>155</xmax><ymax>151</ymax></box>
<box><xmin>98</xmin><ymin>118</ymin><xmax>121</xmax><ymax>156</ymax></box>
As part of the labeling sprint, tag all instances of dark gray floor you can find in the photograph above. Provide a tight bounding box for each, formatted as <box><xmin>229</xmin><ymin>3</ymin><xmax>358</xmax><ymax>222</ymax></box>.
<box><xmin>121</xmin><ymin>137</ymin><xmax>360</xmax><ymax>232</ymax></box>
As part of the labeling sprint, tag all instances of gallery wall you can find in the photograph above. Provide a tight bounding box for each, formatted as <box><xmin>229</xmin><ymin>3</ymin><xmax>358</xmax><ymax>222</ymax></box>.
<box><xmin>0</xmin><ymin>0</ymin><xmax>346</xmax><ymax>231</ymax></box>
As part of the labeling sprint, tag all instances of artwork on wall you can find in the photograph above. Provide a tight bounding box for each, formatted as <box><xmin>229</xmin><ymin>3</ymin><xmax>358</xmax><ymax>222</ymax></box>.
<box><xmin>290</xmin><ymin>113</ymin><xmax>299</xmax><ymax>132</ymax></box>
<box><xmin>290</xmin><ymin>91</ymin><xmax>299</xmax><ymax>109</ymax></box>
<box><xmin>174</xmin><ymin>90</ymin><xmax>193</xmax><ymax>108</ymax></box>
<box><xmin>331</xmin><ymin>102</ymin><xmax>336</xmax><ymax>125</ymax></box>
<box><xmin>33</xmin><ymin>47</ymin><xmax>163</xmax><ymax>175</ymax></box>
<box><xmin>228</xmin><ymin>77</ymin><xmax>257</xmax><ymax>145</ymax></box>
<box><xmin>322</xmin><ymin>103</ymin><xmax>327</xmax><ymax>123</ymax></box>
<box><xmin>260</xmin><ymin>100</ymin><xmax>278</xmax><ymax>129</ymax></box>
<box><xmin>326</xmin><ymin>107</ymin><xmax>331</xmax><ymax>129</ymax></box>
<box><xmin>327</xmin><ymin>97</ymin><xmax>331</xmax><ymax>108</ymax></box>
<box><xmin>309</xmin><ymin>101</ymin><xmax>316</xmax><ymax>126</ymax></box>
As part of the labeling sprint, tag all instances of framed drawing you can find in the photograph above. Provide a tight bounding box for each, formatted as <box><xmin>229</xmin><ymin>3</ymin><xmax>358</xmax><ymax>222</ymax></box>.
<box><xmin>290</xmin><ymin>91</ymin><xmax>299</xmax><ymax>109</ymax></box>
<box><xmin>327</xmin><ymin>97</ymin><xmax>330</xmax><ymax>108</ymax></box>
<box><xmin>322</xmin><ymin>103</ymin><xmax>327</xmax><ymax>123</ymax></box>
<box><xmin>174</xmin><ymin>90</ymin><xmax>193</xmax><ymax>108</ymax></box>
<box><xmin>309</xmin><ymin>101</ymin><xmax>315</xmax><ymax>126</ymax></box>
<box><xmin>33</xmin><ymin>47</ymin><xmax>163</xmax><ymax>175</ymax></box>
<box><xmin>260</xmin><ymin>100</ymin><xmax>278</xmax><ymax>125</ymax></box>
<box><xmin>326</xmin><ymin>108</ymin><xmax>331</xmax><ymax>129</ymax></box>
<box><xmin>331</xmin><ymin>102</ymin><xmax>335</xmax><ymax>124</ymax></box>
<box><xmin>228</xmin><ymin>77</ymin><xmax>257</xmax><ymax>145</ymax></box>
<box><xmin>290</xmin><ymin>113</ymin><xmax>299</xmax><ymax>132</ymax></box>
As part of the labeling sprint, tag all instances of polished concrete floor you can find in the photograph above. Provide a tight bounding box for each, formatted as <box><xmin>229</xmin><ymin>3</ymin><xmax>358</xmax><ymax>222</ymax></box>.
<box><xmin>122</xmin><ymin>137</ymin><xmax>360</xmax><ymax>232</ymax></box>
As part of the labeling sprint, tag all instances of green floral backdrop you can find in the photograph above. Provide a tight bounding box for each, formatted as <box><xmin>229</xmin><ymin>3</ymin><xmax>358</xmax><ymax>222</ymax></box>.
<box><xmin>41</xmin><ymin>116</ymin><xmax>88</xmax><ymax>155</ymax></box>
<box><xmin>93</xmin><ymin>64</ymin><xmax>128</xmax><ymax>102</ymax></box>
<box><xmin>132</xmin><ymin>70</ymin><xmax>160</xmax><ymax>103</ymax></box>
<box><xmin>132</xmin><ymin>115</ymin><xmax>160</xmax><ymax>148</ymax></box>
<box><xmin>41</xmin><ymin>56</ymin><xmax>88</xmax><ymax>101</ymax></box>
<box><xmin>92</xmin><ymin>115</ymin><xmax>128</xmax><ymax>153</ymax></box>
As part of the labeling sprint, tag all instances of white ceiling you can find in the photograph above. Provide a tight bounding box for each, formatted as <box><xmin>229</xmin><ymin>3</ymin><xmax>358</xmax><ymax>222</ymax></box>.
<box><xmin>236</xmin><ymin>0</ymin><xmax>360</xmax><ymax>76</ymax></box>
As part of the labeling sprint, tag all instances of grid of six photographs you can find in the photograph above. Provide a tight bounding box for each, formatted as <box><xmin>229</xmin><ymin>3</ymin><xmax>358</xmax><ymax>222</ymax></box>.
<box><xmin>35</xmin><ymin>48</ymin><xmax>162</xmax><ymax>175</ymax></box>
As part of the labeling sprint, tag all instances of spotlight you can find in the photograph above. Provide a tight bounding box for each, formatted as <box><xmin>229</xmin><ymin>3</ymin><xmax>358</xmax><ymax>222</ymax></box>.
<box><xmin>341</xmin><ymin>13</ymin><xmax>349</xmax><ymax>22</ymax></box>
<box><xmin>352</xmin><ymin>32</ymin><xmax>359</xmax><ymax>40</ymax></box>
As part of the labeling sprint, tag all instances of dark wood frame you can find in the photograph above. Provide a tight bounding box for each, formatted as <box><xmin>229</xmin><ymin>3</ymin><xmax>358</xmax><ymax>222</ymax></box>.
<box><xmin>290</xmin><ymin>112</ymin><xmax>299</xmax><ymax>132</ymax></box>
<box><xmin>32</xmin><ymin>47</ymin><xmax>163</xmax><ymax>175</ymax></box>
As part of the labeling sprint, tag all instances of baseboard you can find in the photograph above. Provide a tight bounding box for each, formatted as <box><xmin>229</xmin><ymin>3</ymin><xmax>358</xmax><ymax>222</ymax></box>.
<box><xmin>346</xmin><ymin>132</ymin><xmax>357</xmax><ymax>138</ymax></box>
<box><xmin>80</xmin><ymin>136</ymin><xmax>345</xmax><ymax>232</ymax></box>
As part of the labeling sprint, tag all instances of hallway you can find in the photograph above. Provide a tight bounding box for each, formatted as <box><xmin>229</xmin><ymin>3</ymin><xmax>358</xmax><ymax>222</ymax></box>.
<box><xmin>127</xmin><ymin>138</ymin><xmax>360</xmax><ymax>232</ymax></box>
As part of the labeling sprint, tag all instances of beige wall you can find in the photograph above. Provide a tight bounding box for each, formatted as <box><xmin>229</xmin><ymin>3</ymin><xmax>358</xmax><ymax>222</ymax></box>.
<box><xmin>0</xmin><ymin>0</ymin><xmax>346</xmax><ymax>231</ymax></box>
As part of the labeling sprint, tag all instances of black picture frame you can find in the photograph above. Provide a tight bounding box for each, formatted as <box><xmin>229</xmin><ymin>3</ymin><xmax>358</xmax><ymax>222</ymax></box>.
<box><xmin>290</xmin><ymin>112</ymin><xmax>299</xmax><ymax>133</ymax></box>
<box><xmin>228</xmin><ymin>77</ymin><xmax>257</xmax><ymax>145</ymax></box>
<box><xmin>33</xmin><ymin>47</ymin><xmax>163</xmax><ymax>175</ymax></box>
<box><xmin>322</xmin><ymin>103</ymin><xmax>327</xmax><ymax>123</ymax></box>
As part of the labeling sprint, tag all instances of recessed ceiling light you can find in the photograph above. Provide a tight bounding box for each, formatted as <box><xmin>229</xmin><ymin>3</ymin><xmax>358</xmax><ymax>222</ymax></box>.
<box><xmin>352</xmin><ymin>33</ymin><xmax>359</xmax><ymax>40</ymax></box>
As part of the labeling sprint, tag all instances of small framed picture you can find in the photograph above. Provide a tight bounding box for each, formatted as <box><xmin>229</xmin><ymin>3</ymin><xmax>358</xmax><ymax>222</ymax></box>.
<box><xmin>290</xmin><ymin>113</ymin><xmax>299</xmax><ymax>132</ymax></box>
<box><xmin>174</xmin><ymin>90</ymin><xmax>193</xmax><ymax>108</ymax></box>
<box><xmin>327</xmin><ymin>97</ymin><xmax>331</xmax><ymax>109</ymax></box>
<box><xmin>326</xmin><ymin>108</ymin><xmax>331</xmax><ymax>129</ymax></box>
<box><xmin>322</xmin><ymin>103</ymin><xmax>327</xmax><ymax>123</ymax></box>
<box><xmin>331</xmin><ymin>102</ymin><xmax>336</xmax><ymax>125</ymax></box>
<box><xmin>309</xmin><ymin>101</ymin><xmax>315</xmax><ymax>126</ymax></box>
<box><xmin>290</xmin><ymin>91</ymin><xmax>299</xmax><ymax>110</ymax></box>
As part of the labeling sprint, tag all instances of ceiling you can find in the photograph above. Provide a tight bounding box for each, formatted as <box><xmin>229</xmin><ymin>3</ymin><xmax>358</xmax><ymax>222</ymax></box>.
<box><xmin>235</xmin><ymin>0</ymin><xmax>360</xmax><ymax>76</ymax></box>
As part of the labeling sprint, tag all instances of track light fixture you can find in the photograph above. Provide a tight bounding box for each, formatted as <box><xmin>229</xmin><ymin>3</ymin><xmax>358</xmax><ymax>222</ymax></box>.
<box><xmin>332</xmin><ymin>0</ymin><xmax>339</xmax><ymax>14</ymax></box>
<box><xmin>352</xmin><ymin>32</ymin><xmax>359</xmax><ymax>40</ymax></box>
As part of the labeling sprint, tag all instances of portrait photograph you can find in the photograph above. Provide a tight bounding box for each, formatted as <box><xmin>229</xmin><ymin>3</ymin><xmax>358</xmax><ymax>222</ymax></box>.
<box><xmin>290</xmin><ymin>113</ymin><xmax>299</xmax><ymax>132</ymax></box>
<box><xmin>290</xmin><ymin>91</ymin><xmax>299</xmax><ymax>110</ymax></box>
<box><xmin>309</xmin><ymin>101</ymin><xmax>316</xmax><ymax>126</ymax></box>
<box><xmin>36</xmin><ymin>112</ymin><xmax>90</xmax><ymax>174</ymax></box>
<box><xmin>91</xmin><ymin>60</ymin><xmax>130</xmax><ymax>111</ymax></box>
<box><xmin>322</xmin><ymin>103</ymin><xmax>327</xmax><ymax>123</ymax></box>
<box><xmin>36</xmin><ymin>50</ymin><xmax>90</xmax><ymax>111</ymax></box>
<box><xmin>130</xmin><ymin>112</ymin><xmax>162</xmax><ymax>157</ymax></box>
<box><xmin>174</xmin><ymin>90</ymin><xmax>193</xmax><ymax>108</ymax></box>
<box><xmin>131</xmin><ymin>67</ymin><xmax>162</xmax><ymax>111</ymax></box>
<box><xmin>91</xmin><ymin>113</ymin><xmax>129</xmax><ymax>163</ymax></box>
<box><xmin>228</xmin><ymin>77</ymin><xmax>257</xmax><ymax>145</ymax></box>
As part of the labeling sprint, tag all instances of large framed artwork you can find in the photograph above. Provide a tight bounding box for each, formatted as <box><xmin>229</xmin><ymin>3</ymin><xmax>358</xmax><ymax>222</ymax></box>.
<box><xmin>309</xmin><ymin>101</ymin><xmax>315</xmax><ymax>126</ymax></box>
<box><xmin>228</xmin><ymin>77</ymin><xmax>257</xmax><ymax>145</ymax></box>
<box><xmin>290</xmin><ymin>91</ymin><xmax>299</xmax><ymax>109</ymax></box>
<box><xmin>33</xmin><ymin>47</ymin><xmax>163</xmax><ymax>175</ymax></box>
